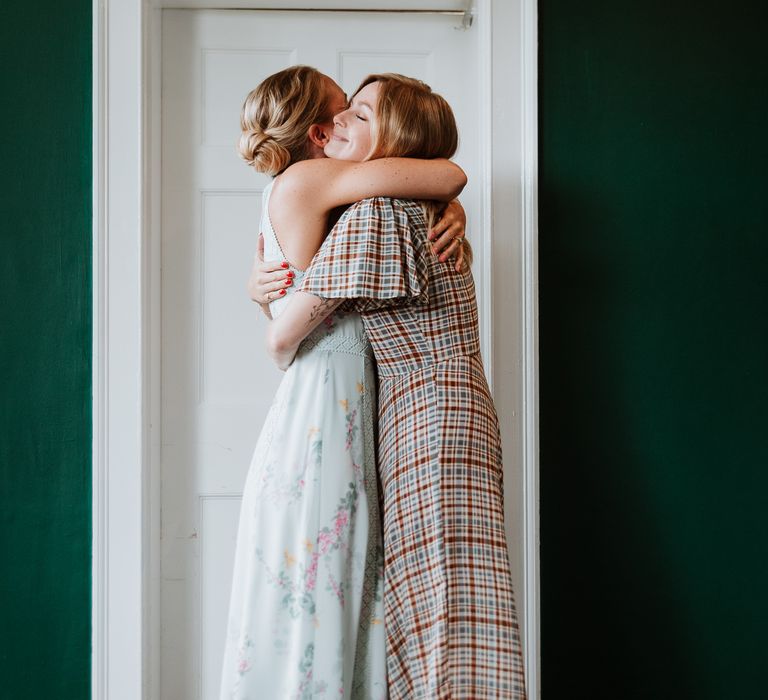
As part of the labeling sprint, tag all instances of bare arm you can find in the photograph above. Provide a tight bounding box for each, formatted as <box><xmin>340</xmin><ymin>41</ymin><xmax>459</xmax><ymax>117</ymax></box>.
<box><xmin>266</xmin><ymin>292</ymin><xmax>343</xmax><ymax>370</ymax></box>
<box><xmin>280</xmin><ymin>157</ymin><xmax>467</xmax><ymax>212</ymax></box>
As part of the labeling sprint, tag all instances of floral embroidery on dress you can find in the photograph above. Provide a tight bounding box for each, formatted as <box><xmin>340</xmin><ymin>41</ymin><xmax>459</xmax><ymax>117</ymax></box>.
<box><xmin>257</xmin><ymin>485</ymin><xmax>358</xmax><ymax>617</ymax></box>
<box><xmin>232</xmin><ymin>634</ymin><xmax>255</xmax><ymax>685</ymax></box>
<box><xmin>258</xmin><ymin>427</ymin><xmax>322</xmax><ymax>506</ymax></box>
<box><xmin>218</xmin><ymin>234</ymin><xmax>385</xmax><ymax>698</ymax></box>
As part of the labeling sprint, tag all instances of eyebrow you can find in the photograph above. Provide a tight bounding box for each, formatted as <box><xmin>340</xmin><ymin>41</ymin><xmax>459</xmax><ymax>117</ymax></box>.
<box><xmin>351</xmin><ymin>98</ymin><xmax>373</xmax><ymax>111</ymax></box>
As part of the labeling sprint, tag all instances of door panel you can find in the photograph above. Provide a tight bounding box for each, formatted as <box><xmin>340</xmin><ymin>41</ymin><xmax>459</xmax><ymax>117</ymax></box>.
<box><xmin>161</xmin><ymin>9</ymin><xmax>480</xmax><ymax>698</ymax></box>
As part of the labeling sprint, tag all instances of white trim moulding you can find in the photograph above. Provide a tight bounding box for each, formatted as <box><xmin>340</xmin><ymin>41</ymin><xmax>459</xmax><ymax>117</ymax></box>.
<box><xmin>91</xmin><ymin>0</ymin><xmax>107</xmax><ymax>697</ymax></box>
<box><xmin>521</xmin><ymin>0</ymin><xmax>540</xmax><ymax>696</ymax></box>
<box><xmin>93</xmin><ymin>2</ymin><xmax>539</xmax><ymax>697</ymax></box>
<box><xmin>93</xmin><ymin>0</ymin><xmax>148</xmax><ymax>697</ymax></box>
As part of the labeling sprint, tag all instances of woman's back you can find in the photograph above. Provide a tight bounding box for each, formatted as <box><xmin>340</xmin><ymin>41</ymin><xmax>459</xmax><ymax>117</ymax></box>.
<box><xmin>261</xmin><ymin>181</ymin><xmax>368</xmax><ymax>347</ymax></box>
<box><xmin>265</xmin><ymin>171</ymin><xmax>332</xmax><ymax>272</ymax></box>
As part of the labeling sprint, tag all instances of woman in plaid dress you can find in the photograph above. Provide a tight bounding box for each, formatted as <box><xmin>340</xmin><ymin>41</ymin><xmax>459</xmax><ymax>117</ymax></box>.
<box><xmin>266</xmin><ymin>75</ymin><xmax>526</xmax><ymax>699</ymax></box>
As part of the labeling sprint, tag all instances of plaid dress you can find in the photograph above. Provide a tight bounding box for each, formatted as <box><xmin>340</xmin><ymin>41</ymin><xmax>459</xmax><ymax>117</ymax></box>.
<box><xmin>300</xmin><ymin>198</ymin><xmax>526</xmax><ymax>699</ymax></box>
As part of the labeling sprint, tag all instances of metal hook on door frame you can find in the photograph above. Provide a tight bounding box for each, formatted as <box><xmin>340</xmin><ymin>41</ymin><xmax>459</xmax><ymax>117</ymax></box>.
<box><xmin>459</xmin><ymin>6</ymin><xmax>474</xmax><ymax>30</ymax></box>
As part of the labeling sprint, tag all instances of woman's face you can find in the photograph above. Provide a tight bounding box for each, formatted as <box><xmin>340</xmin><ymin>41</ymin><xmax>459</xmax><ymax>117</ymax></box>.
<box><xmin>324</xmin><ymin>81</ymin><xmax>380</xmax><ymax>162</ymax></box>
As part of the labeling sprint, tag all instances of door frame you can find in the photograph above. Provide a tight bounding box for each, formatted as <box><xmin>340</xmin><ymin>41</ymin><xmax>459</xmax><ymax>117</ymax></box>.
<box><xmin>92</xmin><ymin>1</ymin><xmax>539</xmax><ymax>697</ymax></box>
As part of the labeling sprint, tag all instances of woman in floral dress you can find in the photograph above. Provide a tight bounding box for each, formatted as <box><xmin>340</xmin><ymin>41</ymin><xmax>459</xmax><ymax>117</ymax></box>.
<box><xmin>265</xmin><ymin>74</ymin><xmax>527</xmax><ymax>699</ymax></box>
<box><xmin>219</xmin><ymin>66</ymin><xmax>467</xmax><ymax>699</ymax></box>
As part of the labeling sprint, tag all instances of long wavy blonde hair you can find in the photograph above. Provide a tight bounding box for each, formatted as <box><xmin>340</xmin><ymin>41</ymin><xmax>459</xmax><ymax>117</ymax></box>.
<box><xmin>353</xmin><ymin>73</ymin><xmax>471</xmax><ymax>265</ymax></box>
<box><xmin>239</xmin><ymin>65</ymin><xmax>335</xmax><ymax>176</ymax></box>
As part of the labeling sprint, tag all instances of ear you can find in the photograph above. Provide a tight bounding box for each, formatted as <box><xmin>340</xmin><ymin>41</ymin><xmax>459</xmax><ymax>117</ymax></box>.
<box><xmin>307</xmin><ymin>123</ymin><xmax>331</xmax><ymax>148</ymax></box>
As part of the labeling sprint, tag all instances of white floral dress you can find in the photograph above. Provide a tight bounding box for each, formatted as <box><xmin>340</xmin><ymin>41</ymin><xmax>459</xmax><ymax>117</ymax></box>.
<box><xmin>219</xmin><ymin>182</ymin><xmax>387</xmax><ymax>700</ymax></box>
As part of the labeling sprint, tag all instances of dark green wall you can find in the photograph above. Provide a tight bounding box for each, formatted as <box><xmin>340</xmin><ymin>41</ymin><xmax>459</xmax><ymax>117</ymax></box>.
<box><xmin>0</xmin><ymin>1</ymin><xmax>91</xmax><ymax>697</ymax></box>
<box><xmin>539</xmin><ymin>2</ymin><xmax>768</xmax><ymax>697</ymax></box>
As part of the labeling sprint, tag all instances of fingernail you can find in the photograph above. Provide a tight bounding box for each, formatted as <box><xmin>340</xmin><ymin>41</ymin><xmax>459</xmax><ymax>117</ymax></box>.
<box><xmin>279</xmin><ymin>289</ymin><xmax>286</xmax><ymax>295</ymax></box>
<box><xmin>432</xmin><ymin>246</ymin><xmax>438</xmax><ymax>254</ymax></box>
<box><xmin>428</xmin><ymin>232</ymin><xmax>435</xmax><ymax>240</ymax></box>
<box><xmin>439</xmin><ymin>254</ymin><xmax>447</xmax><ymax>262</ymax></box>
<box><xmin>285</xmin><ymin>279</ymin><xmax>292</xmax><ymax>286</ymax></box>
<box><xmin>286</xmin><ymin>271</ymin><xmax>294</xmax><ymax>278</ymax></box>
<box><xmin>281</xmin><ymin>262</ymin><xmax>289</xmax><ymax>269</ymax></box>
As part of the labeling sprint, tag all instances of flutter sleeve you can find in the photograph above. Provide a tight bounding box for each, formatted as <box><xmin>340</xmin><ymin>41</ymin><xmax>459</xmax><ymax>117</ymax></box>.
<box><xmin>298</xmin><ymin>197</ymin><xmax>430</xmax><ymax>312</ymax></box>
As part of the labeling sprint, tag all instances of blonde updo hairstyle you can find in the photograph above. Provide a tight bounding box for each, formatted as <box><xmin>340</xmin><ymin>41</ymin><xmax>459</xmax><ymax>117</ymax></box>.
<box><xmin>239</xmin><ymin>65</ymin><xmax>335</xmax><ymax>176</ymax></box>
<box><xmin>353</xmin><ymin>73</ymin><xmax>472</xmax><ymax>265</ymax></box>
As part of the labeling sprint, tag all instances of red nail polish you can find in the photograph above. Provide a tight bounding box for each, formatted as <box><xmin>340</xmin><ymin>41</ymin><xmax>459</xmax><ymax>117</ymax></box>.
<box><xmin>285</xmin><ymin>279</ymin><xmax>292</xmax><ymax>285</ymax></box>
<box><xmin>286</xmin><ymin>271</ymin><xmax>294</xmax><ymax>278</ymax></box>
<box><xmin>281</xmin><ymin>262</ymin><xmax>289</xmax><ymax>269</ymax></box>
<box><xmin>279</xmin><ymin>289</ymin><xmax>286</xmax><ymax>295</ymax></box>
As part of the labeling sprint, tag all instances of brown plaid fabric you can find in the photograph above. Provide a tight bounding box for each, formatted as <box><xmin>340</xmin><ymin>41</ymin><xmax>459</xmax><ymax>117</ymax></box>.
<box><xmin>300</xmin><ymin>198</ymin><xmax>526</xmax><ymax>699</ymax></box>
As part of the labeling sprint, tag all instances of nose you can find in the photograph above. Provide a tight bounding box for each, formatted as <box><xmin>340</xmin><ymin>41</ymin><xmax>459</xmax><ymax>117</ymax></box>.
<box><xmin>333</xmin><ymin>108</ymin><xmax>349</xmax><ymax>127</ymax></box>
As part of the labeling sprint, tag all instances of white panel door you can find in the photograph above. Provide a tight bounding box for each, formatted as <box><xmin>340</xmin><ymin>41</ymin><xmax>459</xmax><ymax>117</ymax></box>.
<box><xmin>161</xmin><ymin>9</ymin><xmax>481</xmax><ymax>699</ymax></box>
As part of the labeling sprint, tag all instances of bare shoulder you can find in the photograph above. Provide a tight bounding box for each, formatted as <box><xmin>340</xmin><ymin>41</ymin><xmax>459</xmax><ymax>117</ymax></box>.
<box><xmin>276</xmin><ymin>159</ymin><xmax>355</xmax><ymax>212</ymax></box>
<box><xmin>280</xmin><ymin>158</ymin><xmax>349</xmax><ymax>188</ymax></box>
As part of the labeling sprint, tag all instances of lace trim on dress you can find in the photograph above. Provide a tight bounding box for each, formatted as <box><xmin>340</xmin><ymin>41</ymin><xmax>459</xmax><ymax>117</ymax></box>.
<box><xmin>297</xmin><ymin>333</ymin><xmax>373</xmax><ymax>359</ymax></box>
